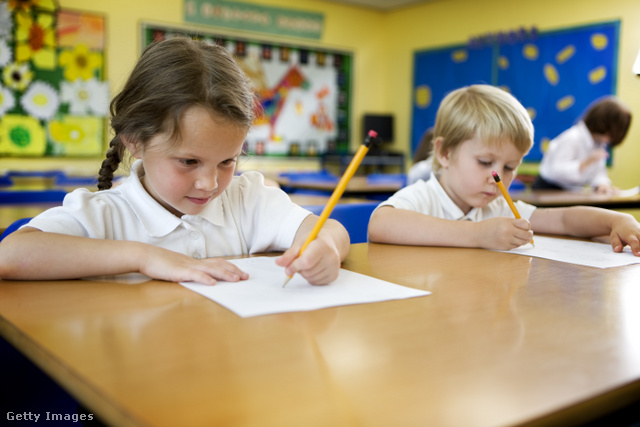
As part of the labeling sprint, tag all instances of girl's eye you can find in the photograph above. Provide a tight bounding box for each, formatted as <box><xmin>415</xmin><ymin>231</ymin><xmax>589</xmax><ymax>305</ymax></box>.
<box><xmin>478</xmin><ymin>160</ymin><xmax>492</xmax><ymax>167</ymax></box>
<box><xmin>220</xmin><ymin>158</ymin><xmax>237</xmax><ymax>166</ymax></box>
<box><xmin>180</xmin><ymin>159</ymin><xmax>198</xmax><ymax>166</ymax></box>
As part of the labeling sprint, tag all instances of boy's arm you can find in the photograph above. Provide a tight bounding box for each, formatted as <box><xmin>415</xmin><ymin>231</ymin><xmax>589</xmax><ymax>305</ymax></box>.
<box><xmin>0</xmin><ymin>227</ymin><xmax>248</xmax><ymax>284</ymax></box>
<box><xmin>530</xmin><ymin>207</ymin><xmax>640</xmax><ymax>255</ymax></box>
<box><xmin>368</xmin><ymin>206</ymin><xmax>533</xmax><ymax>250</ymax></box>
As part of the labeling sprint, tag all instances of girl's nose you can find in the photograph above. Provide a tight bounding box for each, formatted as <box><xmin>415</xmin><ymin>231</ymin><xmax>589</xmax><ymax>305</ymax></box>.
<box><xmin>195</xmin><ymin>172</ymin><xmax>217</xmax><ymax>191</ymax></box>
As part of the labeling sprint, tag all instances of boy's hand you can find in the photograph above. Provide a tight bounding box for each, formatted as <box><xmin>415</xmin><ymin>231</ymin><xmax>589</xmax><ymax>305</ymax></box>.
<box><xmin>275</xmin><ymin>236</ymin><xmax>341</xmax><ymax>286</ymax></box>
<box><xmin>478</xmin><ymin>217</ymin><xmax>533</xmax><ymax>250</ymax></box>
<box><xmin>609</xmin><ymin>216</ymin><xmax>640</xmax><ymax>256</ymax></box>
<box><xmin>140</xmin><ymin>246</ymin><xmax>249</xmax><ymax>285</ymax></box>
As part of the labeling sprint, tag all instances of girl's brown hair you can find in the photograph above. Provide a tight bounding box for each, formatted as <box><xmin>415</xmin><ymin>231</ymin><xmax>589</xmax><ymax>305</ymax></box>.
<box><xmin>98</xmin><ymin>36</ymin><xmax>258</xmax><ymax>190</ymax></box>
<box><xmin>582</xmin><ymin>96</ymin><xmax>632</xmax><ymax>147</ymax></box>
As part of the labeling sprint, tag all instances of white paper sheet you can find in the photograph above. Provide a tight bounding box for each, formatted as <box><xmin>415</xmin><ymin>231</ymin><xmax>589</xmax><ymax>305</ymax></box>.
<box><xmin>181</xmin><ymin>257</ymin><xmax>430</xmax><ymax>317</ymax></box>
<box><xmin>497</xmin><ymin>235</ymin><xmax>640</xmax><ymax>268</ymax></box>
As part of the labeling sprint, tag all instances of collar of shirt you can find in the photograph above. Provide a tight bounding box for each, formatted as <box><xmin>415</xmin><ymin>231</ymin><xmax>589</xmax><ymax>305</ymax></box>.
<box><xmin>118</xmin><ymin>160</ymin><xmax>226</xmax><ymax>237</ymax></box>
<box><xmin>427</xmin><ymin>175</ymin><xmax>483</xmax><ymax>221</ymax></box>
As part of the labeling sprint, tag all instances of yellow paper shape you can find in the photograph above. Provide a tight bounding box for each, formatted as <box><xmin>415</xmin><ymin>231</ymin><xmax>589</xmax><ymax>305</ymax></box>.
<box><xmin>0</xmin><ymin>115</ymin><xmax>47</xmax><ymax>155</ymax></box>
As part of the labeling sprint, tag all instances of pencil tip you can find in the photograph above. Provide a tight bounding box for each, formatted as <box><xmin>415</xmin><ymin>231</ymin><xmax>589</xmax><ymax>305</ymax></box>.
<box><xmin>282</xmin><ymin>276</ymin><xmax>292</xmax><ymax>288</ymax></box>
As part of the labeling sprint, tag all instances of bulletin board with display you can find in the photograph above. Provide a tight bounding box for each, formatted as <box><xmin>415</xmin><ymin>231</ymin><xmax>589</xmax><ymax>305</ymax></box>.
<box><xmin>0</xmin><ymin>1</ymin><xmax>108</xmax><ymax>157</ymax></box>
<box><xmin>141</xmin><ymin>23</ymin><xmax>353</xmax><ymax>157</ymax></box>
<box><xmin>412</xmin><ymin>21</ymin><xmax>619</xmax><ymax>163</ymax></box>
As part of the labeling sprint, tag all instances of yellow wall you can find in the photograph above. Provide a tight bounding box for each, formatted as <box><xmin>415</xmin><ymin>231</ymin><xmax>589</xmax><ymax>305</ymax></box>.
<box><xmin>7</xmin><ymin>0</ymin><xmax>640</xmax><ymax>189</ymax></box>
<box><xmin>386</xmin><ymin>0</ymin><xmax>640</xmax><ymax>188</ymax></box>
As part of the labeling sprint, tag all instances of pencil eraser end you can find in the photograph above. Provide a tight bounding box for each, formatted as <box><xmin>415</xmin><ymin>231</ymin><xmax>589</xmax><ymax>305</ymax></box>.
<box><xmin>368</xmin><ymin>130</ymin><xmax>378</xmax><ymax>138</ymax></box>
<box><xmin>491</xmin><ymin>171</ymin><xmax>498</xmax><ymax>177</ymax></box>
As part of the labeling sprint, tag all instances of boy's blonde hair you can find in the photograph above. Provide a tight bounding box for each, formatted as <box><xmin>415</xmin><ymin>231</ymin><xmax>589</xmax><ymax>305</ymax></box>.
<box><xmin>432</xmin><ymin>85</ymin><xmax>534</xmax><ymax>173</ymax></box>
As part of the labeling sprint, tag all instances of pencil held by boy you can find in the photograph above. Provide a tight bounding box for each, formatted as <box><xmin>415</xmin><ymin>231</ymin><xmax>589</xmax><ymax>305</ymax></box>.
<box><xmin>368</xmin><ymin>84</ymin><xmax>640</xmax><ymax>256</ymax></box>
<box><xmin>0</xmin><ymin>37</ymin><xmax>350</xmax><ymax>284</ymax></box>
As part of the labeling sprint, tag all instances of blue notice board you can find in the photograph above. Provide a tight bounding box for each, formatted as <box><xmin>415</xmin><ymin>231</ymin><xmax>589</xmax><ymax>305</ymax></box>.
<box><xmin>412</xmin><ymin>21</ymin><xmax>619</xmax><ymax>162</ymax></box>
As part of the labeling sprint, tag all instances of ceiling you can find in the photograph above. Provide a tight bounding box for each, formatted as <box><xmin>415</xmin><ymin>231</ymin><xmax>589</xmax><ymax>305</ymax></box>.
<box><xmin>320</xmin><ymin>0</ymin><xmax>438</xmax><ymax>11</ymax></box>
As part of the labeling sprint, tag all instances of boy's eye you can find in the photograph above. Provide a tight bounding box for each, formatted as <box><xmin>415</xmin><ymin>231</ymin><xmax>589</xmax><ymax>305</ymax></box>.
<box><xmin>478</xmin><ymin>160</ymin><xmax>492</xmax><ymax>166</ymax></box>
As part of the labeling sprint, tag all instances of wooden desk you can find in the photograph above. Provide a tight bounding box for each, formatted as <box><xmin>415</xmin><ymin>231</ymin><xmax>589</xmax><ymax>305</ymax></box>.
<box><xmin>1</xmin><ymin>244</ymin><xmax>640</xmax><ymax>426</ymax></box>
<box><xmin>276</xmin><ymin>175</ymin><xmax>402</xmax><ymax>197</ymax></box>
<box><xmin>513</xmin><ymin>188</ymin><xmax>640</xmax><ymax>209</ymax></box>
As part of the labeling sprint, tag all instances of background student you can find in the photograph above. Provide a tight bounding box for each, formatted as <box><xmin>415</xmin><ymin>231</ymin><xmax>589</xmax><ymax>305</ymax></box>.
<box><xmin>0</xmin><ymin>37</ymin><xmax>350</xmax><ymax>285</ymax></box>
<box><xmin>534</xmin><ymin>96</ymin><xmax>632</xmax><ymax>194</ymax></box>
<box><xmin>368</xmin><ymin>85</ymin><xmax>640</xmax><ymax>256</ymax></box>
<box><xmin>407</xmin><ymin>128</ymin><xmax>434</xmax><ymax>185</ymax></box>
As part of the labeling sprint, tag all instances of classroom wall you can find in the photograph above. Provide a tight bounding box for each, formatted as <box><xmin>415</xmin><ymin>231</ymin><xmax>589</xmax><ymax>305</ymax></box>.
<box><xmin>7</xmin><ymin>0</ymin><xmax>640</xmax><ymax>190</ymax></box>
<box><xmin>386</xmin><ymin>0</ymin><xmax>640</xmax><ymax>189</ymax></box>
<box><xmin>6</xmin><ymin>0</ymin><xmax>387</xmax><ymax>175</ymax></box>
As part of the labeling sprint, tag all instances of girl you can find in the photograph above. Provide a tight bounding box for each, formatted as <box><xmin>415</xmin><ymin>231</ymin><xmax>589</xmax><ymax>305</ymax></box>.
<box><xmin>535</xmin><ymin>96</ymin><xmax>632</xmax><ymax>194</ymax></box>
<box><xmin>0</xmin><ymin>37</ymin><xmax>350</xmax><ymax>285</ymax></box>
<box><xmin>368</xmin><ymin>85</ymin><xmax>640</xmax><ymax>255</ymax></box>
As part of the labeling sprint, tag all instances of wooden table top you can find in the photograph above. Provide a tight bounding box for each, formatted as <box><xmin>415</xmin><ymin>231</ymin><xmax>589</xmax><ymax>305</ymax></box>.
<box><xmin>1</xmin><ymin>243</ymin><xmax>640</xmax><ymax>426</ymax></box>
<box><xmin>513</xmin><ymin>188</ymin><xmax>640</xmax><ymax>209</ymax></box>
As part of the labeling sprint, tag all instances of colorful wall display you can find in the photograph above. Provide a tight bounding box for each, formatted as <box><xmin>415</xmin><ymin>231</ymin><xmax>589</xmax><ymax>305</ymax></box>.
<box><xmin>0</xmin><ymin>0</ymin><xmax>108</xmax><ymax>157</ymax></box>
<box><xmin>142</xmin><ymin>23</ymin><xmax>352</xmax><ymax>157</ymax></box>
<box><xmin>412</xmin><ymin>21</ymin><xmax>619</xmax><ymax>163</ymax></box>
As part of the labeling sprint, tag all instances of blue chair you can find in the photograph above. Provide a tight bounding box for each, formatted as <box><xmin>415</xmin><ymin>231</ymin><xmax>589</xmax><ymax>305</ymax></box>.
<box><xmin>0</xmin><ymin>218</ymin><xmax>32</xmax><ymax>242</ymax></box>
<box><xmin>303</xmin><ymin>201</ymin><xmax>379</xmax><ymax>244</ymax></box>
<box><xmin>0</xmin><ymin>189</ymin><xmax>67</xmax><ymax>204</ymax></box>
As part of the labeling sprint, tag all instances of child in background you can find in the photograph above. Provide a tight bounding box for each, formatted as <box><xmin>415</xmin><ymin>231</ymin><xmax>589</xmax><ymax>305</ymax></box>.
<box><xmin>407</xmin><ymin>128</ymin><xmax>434</xmax><ymax>185</ymax></box>
<box><xmin>534</xmin><ymin>96</ymin><xmax>632</xmax><ymax>194</ymax></box>
<box><xmin>368</xmin><ymin>85</ymin><xmax>640</xmax><ymax>255</ymax></box>
<box><xmin>0</xmin><ymin>37</ymin><xmax>350</xmax><ymax>285</ymax></box>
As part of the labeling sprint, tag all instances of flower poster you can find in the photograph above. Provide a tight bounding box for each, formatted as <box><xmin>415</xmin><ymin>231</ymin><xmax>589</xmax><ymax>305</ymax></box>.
<box><xmin>0</xmin><ymin>1</ymin><xmax>107</xmax><ymax>156</ymax></box>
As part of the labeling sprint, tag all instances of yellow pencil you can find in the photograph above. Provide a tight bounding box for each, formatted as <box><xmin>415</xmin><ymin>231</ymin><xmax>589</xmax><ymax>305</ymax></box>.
<box><xmin>283</xmin><ymin>130</ymin><xmax>378</xmax><ymax>287</ymax></box>
<box><xmin>492</xmin><ymin>171</ymin><xmax>534</xmax><ymax>246</ymax></box>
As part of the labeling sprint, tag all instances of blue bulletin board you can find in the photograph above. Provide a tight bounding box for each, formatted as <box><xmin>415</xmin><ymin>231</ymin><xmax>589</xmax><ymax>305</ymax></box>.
<box><xmin>412</xmin><ymin>21</ymin><xmax>619</xmax><ymax>163</ymax></box>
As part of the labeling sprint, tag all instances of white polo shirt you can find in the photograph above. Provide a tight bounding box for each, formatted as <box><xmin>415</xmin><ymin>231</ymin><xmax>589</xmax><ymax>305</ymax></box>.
<box><xmin>538</xmin><ymin>121</ymin><xmax>611</xmax><ymax>190</ymax></box>
<box><xmin>378</xmin><ymin>175</ymin><xmax>537</xmax><ymax>221</ymax></box>
<box><xmin>25</xmin><ymin>161</ymin><xmax>311</xmax><ymax>258</ymax></box>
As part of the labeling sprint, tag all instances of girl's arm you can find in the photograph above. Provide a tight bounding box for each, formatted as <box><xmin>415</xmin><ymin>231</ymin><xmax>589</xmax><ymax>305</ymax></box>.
<box><xmin>0</xmin><ymin>227</ymin><xmax>248</xmax><ymax>284</ymax></box>
<box><xmin>530</xmin><ymin>207</ymin><xmax>640</xmax><ymax>255</ymax></box>
<box><xmin>368</xmin><ymin>206</ymin><xmax>533</xmax><ymax>250</ymax></box>
<box><xmin>275</xmin><ymin>215</ymin><xmax>350</xmax><ymax>285</ymax></box>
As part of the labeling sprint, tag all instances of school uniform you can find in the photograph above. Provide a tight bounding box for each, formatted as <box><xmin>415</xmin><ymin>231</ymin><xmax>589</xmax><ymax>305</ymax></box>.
<box><xmin>25</xmin><ymin>160</ymin><xmax>311</xmax><ymax>259</ymax></box>
<box><xmin>537</xmin><ymin>121</ymin><xmax>611</xmax><ymax>190</ymax></box>
<box><xmin>377</xmin><ymin>175</ymin><xmax>537</xmax><ymax>221</ymax></box>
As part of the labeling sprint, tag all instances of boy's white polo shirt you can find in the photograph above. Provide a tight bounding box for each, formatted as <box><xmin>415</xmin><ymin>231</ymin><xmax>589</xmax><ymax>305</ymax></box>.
<box><xmin>377</xmin><ymin>175</ymin><xmax>536</xmax><ymax>221</ymax></box>
<box><xmin>25</xmin><ymin>161</ymin><xmax>311</xmax><ymax>259</ymax></box>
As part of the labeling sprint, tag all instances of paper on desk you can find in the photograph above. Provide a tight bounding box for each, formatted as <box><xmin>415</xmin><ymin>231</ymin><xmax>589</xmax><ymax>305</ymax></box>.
<box><xmin>497</xmin><ymin>235</ymin><xmax>640</xmax><ymax>268</ymax></box>
<box><xmin>181</xmin><ymin>257</ymin><xmax>430</xmax><ymax>317</ymax></box>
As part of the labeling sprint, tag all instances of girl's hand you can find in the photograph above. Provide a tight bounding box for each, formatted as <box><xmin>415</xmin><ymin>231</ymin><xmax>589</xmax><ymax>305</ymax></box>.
<box><xmin>140</xmin><ymin>246</ymin><xmax>249</xmax><ymax>285</ymax></box>
<box><xmin>609</xmin><ymin>216</ymin><xmax>640</xmax><ymax>256</ymax></box>
<box><xmin>275</xmin><ymin>236</ymin><xmax>342</xmax><ymax>286</ymax></box>
<box><xmin>477</xmin><ymin>217</ymin><xmax>533</xmax><ymax>250</ymax></box>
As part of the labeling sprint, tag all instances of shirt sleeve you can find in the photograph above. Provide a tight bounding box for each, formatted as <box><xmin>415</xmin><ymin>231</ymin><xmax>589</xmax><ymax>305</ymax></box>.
<box><xmin>22</xmin><ymin>189</ymin><xmax>116</xmax><ymax>238</ymax></box>
<box><xmin>540</xmin><ymin>131</ymin><xmax>584</xmax><ymax>186</ymax></box>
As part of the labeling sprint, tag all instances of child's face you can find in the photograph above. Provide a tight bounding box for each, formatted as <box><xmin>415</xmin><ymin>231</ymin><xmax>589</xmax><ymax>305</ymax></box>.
<box><xmin>131</xmin><ymin>106</ymin><xmax>246</xmax><ymax>217</ymax></box>
<box><xmin>437</xmin><ymin>137</ymin><xmax>524</xmax><ymax>214</ymax></box>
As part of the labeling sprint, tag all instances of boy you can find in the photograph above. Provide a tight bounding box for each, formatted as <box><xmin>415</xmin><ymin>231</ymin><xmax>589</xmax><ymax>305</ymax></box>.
<box><xmin>368</xmin><ymin>85</ymin><xmax>640</xmax><ymax>255</ymax></box>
